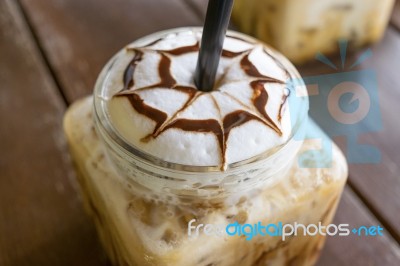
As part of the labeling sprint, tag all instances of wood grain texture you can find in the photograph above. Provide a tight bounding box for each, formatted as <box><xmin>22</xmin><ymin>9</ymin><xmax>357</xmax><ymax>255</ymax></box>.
<box><xmin>187</xmin><ymin>0</ymin><xmax>400</xmax><ymax>244</ymax></box>
<box><xmin>317</xmin><ymin>187</ymin><xmax>400</xmax><ymax>266</ymax></box>
<box><xmin>345</xmin><ymin>27</ymin><xmax>400</xmax><ymax>241</ymax></box>
<box><xmin>19</xmin><ymin>0</ymin><xmax>204</xmax><ymax>103</ymax></box>
<box><xmin>0</xmin><ymin>0</ymin><xmax>106</xmax><ymax>265</ymax></box>
<box><xmin>8</xmin><ymin>0</ymin><xmax>400</xmax><ymax>265</ymax></box>
<box><xmin>300</xmin><ymin>28</ymin><xmax>400</xmax><ymax>242</ymax></box>
<box><xmin>392</xmin><ymin>0</ymin><xmax>400</xmax><ymax>31</ymax></box>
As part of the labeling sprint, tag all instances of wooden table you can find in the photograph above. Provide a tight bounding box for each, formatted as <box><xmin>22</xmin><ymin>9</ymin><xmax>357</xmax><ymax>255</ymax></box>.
<box><xmin>1</xmin><ymin>0</ymin><xmax>400</xmax><ymax>265</ymax></box>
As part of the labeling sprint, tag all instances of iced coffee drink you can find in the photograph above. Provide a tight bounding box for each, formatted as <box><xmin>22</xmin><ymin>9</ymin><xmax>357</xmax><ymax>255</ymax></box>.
<box><xmin>64</xmin><ymin>28</ymin><xmax>348</xmax><ymax>265</ymax></box>
<box><xmin>232</xmin><ymin>0</ymin><xmax>395</xmax><ymax>63</ymax></box>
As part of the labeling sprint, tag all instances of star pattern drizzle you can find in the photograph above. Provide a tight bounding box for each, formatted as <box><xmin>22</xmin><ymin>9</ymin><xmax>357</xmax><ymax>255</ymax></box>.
<box><xmin>114</xmin><ymin>35</ymin><xmax>289</xmax><ymax>169</ymax></box>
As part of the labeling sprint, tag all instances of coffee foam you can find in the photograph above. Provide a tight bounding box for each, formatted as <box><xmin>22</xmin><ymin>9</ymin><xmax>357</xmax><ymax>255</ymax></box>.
<box><xmin>107</xmin><ymin>30</ymin><xmax>294</xmax><ymax>169</ymax></box>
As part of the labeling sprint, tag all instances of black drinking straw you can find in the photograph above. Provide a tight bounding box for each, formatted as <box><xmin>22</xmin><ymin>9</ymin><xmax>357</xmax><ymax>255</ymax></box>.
<box><xmin>194</xmin><ymin>0</ymin><xmax>234</xmax><ymax>92</ymax></box>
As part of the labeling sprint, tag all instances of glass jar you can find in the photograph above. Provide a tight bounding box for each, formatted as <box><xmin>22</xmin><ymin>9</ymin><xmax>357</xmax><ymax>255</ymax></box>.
<box><xmin>64</xmin><ymin>28</ymin><xmax>348</xmax><ymax>266</ymax></box>
<box><xmin>232</xmin><ymin>0</ymin><xmax>395</xmax><ymax>64</ymax></box>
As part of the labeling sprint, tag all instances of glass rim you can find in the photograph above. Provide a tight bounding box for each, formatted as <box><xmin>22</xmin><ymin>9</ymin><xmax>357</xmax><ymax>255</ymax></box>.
<box><xmin>93</xmin><ymin>27</ymin><xmax>309</xmax><ymax>173</ymax></box>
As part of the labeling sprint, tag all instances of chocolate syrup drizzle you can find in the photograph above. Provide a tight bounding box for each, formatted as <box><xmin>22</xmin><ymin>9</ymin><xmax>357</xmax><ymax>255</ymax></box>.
<box><xmin>115</xmin><ymin>36</ymin><xmax>289</xmax><ymax>169</ymax></box>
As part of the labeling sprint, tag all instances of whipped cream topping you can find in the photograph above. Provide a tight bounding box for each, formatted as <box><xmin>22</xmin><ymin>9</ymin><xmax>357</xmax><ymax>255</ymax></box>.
<box><xmin>107</xmin><ymin>30</ymin><xmax>293</xmax><ymax>169</ymax></box>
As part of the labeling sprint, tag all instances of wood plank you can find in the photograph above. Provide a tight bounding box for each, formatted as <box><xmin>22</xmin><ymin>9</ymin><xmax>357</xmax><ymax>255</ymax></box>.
<box><xmin>17</xmin><ymin>0</ymin><xmax>400</xmax><ymax>264</ymax></box>
<box><xmin>300</xmin><ymin>28</ymin><xmax>400</xmax><ymax>242</ymax></box>
<box><xmin>391</xmin><ymin>0</ymin><xmax>400</xmax><ymax>31</ymax></box>
<box><xmin>187</xmin><ymin>0</ymin><xmax>400</xmax><ymax>243</ymax></box>
<box><xmin>0</xmin><ymin>0</ymin><xmax>106</xmax><ymax>265</ymax></box>
<box><xmin>186</xmin><ymin>0</ymin><xmax>207</xmax><ymax>17</ymax></box>
<box><xmin>317</xmin><ymin>187</ymin><xmax>400</xmax><ymax>266</ymax></box>
<box><xmin>18</xmin><ymin>0</ymin><xmax>204</xmax><ymax>103</ymax></box>
<box><xmin>346</xmin><ymin>27</ymin><xmax>400</xmax><ymax>241</ymax></box>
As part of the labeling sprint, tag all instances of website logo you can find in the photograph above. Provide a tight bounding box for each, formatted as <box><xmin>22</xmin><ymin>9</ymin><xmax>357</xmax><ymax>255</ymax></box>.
<box><xmin>188</xmin><ymin>219</ymin><xmax>384</xmax><ymax>241</ymax></box>
<box><xmin>288</xmin><ymin>40</ymin><xmax>382</xmax><ymax>168</ymax></box>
